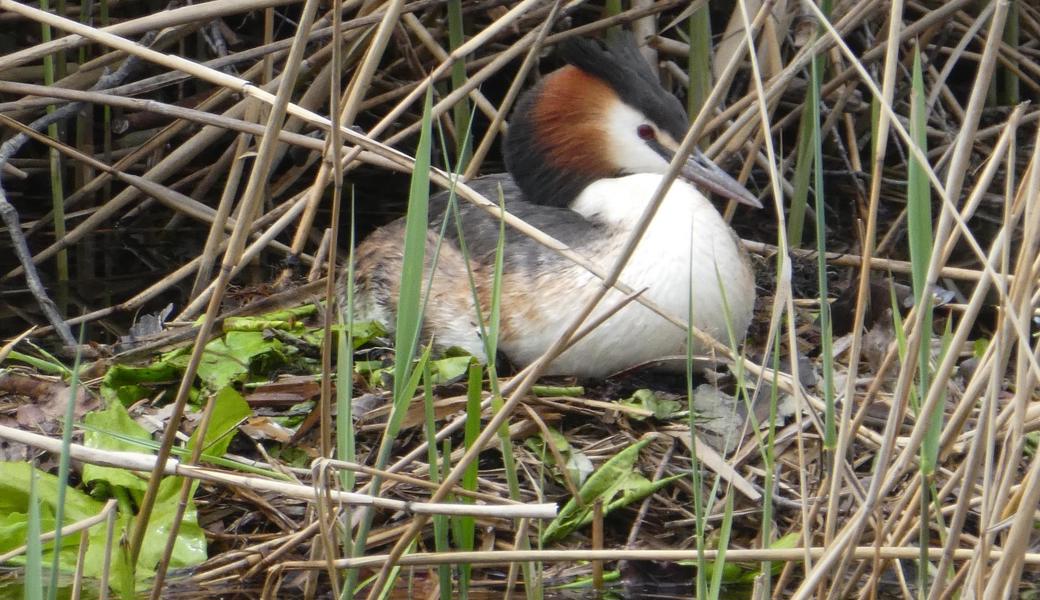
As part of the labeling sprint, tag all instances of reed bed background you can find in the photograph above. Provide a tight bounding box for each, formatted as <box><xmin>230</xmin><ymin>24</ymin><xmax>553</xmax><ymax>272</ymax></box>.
<box><xmin>0</xmin><ymin>0</ymin><xmax>1039</xmax><ymax>598</ymax></box>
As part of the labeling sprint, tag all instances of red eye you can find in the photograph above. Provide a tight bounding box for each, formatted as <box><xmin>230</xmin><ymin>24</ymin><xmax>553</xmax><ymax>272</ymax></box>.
<box><xmin>637</xmin><ymin>124</ymin><xmax>656</xmax><ymax>140</ymax></box>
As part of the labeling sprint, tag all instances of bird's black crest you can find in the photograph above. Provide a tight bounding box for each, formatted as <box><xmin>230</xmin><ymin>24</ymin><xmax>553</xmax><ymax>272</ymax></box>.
<box><xmin>558</xmin><ymin>33</ymin><xmax>689</xmax><ymax>141</ymax></box>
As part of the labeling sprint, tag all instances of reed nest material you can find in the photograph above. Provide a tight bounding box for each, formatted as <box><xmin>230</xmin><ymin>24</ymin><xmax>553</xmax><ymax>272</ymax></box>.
<box><xmin>1</xmin><ymin>1</ymin><xmax>1039</xmax><ymax>598</ymax></box>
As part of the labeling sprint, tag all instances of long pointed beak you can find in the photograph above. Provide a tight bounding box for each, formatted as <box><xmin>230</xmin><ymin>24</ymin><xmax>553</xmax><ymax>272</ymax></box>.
<box><xmin>680</xmin><ymin>148</ymin><xmax>762</xmax><ymax>208</ymax></box>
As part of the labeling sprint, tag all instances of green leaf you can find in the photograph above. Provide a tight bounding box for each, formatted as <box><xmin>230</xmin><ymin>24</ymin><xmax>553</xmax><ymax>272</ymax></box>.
<box><xmin>729</xmin><ymin>531</ymin><xmax>803</xmax><ymax>583</ymax></box>
<box><xmin>393</xmin><ymin>88</ymin><xmax>435</xmax><ymax>394</ymax></box>
<box><xmin>384</xmin><ymin>349</ymin><xmax>431</xmax><ymax>443</ymax></box>
<box><xmin>3</xmin><ymin>350</ymin><xmax>70</xmax><ymax>376</ymax></box>
<box><xmin>82</xmin><ymin>402</ymin><xmax>153</xmax><ymax>491</ymax></box>
<box><xmin>221</xmin><ymin>318</ymin><xmax>297</xmax><ymax>332</ymax></box>
<box><xmin>540</xmin><ymin>438</ymin><xmax>680</xmax><ymax>543</ymax></box>
<box><xmin>338</xmin><ymin>320</ymin><xmax>387</xmax><ymax>349</ymax></box>
<box><xmin>619</xmin><ymin>389</ymin><xmax>682</xmax><ymax>420</ymax></box>
<box><xmin>972</xmin><ymin>338</ymin><xmax>989</xmax><ymax>359</ymax></box>
<box><xmin>345</xmin><ymin>88</ymin><xmax>434</xmax><ymax>598</ymax></box>
<box><xmin>197</xmin><ymin>330</ymin><xmax>286</xmax><ymax>391</ymax></box>
<box><xmin>0</xmin><ymin>463</ymin><xmax>134</xmax><ymax>585</ymax></box>
<box><xmin>550</xmin><ymin>569</ymin><xmax>622</xmax><ymax>590</ymax></box>
<box><xmin>908</xmin><ymin>44</ymin><xmax>933</xmax><ymax>301</ymax></box>
<box><xmin>80</xmin><ymin>389</ymin><xmax>228</xmax><ymax>576</ymax></box>
<box><xmin>525</xmin><ymin>429</ymin><xmax>593</xmax><ymax>487</ymax></box>
<box><xmin>137</xmin><ymin>476</ymin><xmax>207</xmax><ymax>573</ymax></box>
<box><xmin>24</xmin><ymin>464</ymin><xmax>42</xmax><ymax>600</ymax></box>
<box><xmin>222</xmin><ymin>305</ymin><xmax>317</xmax><ymax>331</ymax></box>
<box><xmin>187</xmin><ymin>386</ymin><xmax>250</xmax><ymax>458</ymax></box>
<box><xmin>100</xmin><ymin>361</ymin><xmax>181</xmax><ymax>406</ymax></box>
<box><xmin>428</xmin><ymin>354</ymin><xmax>474</xmax><ymax>384</ymax></box>
<box><xmin>355</xmin><ymin>360</ymin><xmax>391</xmax><ymax>389</ymax></box>
<box><xmin>909</xmin><ymin>43</ymin><xmax>937</xmax><ymax>474</ymax></box>
<box><xmin>531</xmin><ymin>385</ymin><xmax>584</xmax><ymax>397</ymax></box>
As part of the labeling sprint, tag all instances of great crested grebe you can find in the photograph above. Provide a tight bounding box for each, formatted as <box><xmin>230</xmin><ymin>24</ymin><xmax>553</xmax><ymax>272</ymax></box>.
<box><xmin>342</xmin><ymin>34</ymin><xmax>760</xmax><ymax>378</ymax></box>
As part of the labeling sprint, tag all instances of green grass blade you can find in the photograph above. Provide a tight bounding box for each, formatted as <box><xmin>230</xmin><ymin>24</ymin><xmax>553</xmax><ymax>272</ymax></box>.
<box><xmin>337</xmin><ymin>191</ymin><xmax>357</xmax><ymax>583</ymax></box>
<box><xmin>25</xmin><ymin>464</ymin><xmax>44</xmax><ymax>600</ymax></box>
<box><xmin>908</xmin><ymin>44</ymin><xmax>936</xmax><ymax>472</ymax></box>
<box><xmin>762</xmin><ymin>331</ymin><xmax>783</xmax><ymax>589</ymax></box>
<box><xmin>687</xmin><ymin>259</ymin><xmax>706</xmax><ymax>599</ymax></box>
<box><xmin>909</xmin><ymin>44</ymin><xmax>936</xmax><ymax>597</ymax></box>
<box><xmin>687</xmin><ymin>6</ymin><xmax>712</xmax><ymax>120</ymax></box>
<box><xmin>708</xmin><ymin>491</ymin><xmax>735</xmax><ymax>598</ymax></box>
<box><xmin>603</xmin><ymin>0</ymin><xmax>622</xmax><ymax>36</ymax></box>
<box><xmin>1000</xmin><ymin>0</ymin><xmax>1019</xmax><ymax>105</ymax></box>
<box><xmin>447</xmin><ymin>0</ymin><xmax>471</xmax><ymax>170</ymax></box>
<box><xmin>4</xmin><ymin>350</ymin><xmax>70</xmax><ymax>376</ymax></box>
<box><xmin>422</xmin><ymin>361</ymin><xmax>452</xmax><ymax>597</ymax></box>
<box><xmin>787</xmin><ymin>103</ymin><xmax>813</xmax><ymax>249</ymax></box>
<box><xmin>49</xmin><ymin>326</ymin><xmax>85</xmax><ymax>599</ymax></box>
<box><xmin>393</xmin><ymin>87</ymin><xmax>435</xmax><ymax>394</ymax></box>
<box><xmin>345</xmin><ymin>88</ymin><xmax>435</xmax><ymax>598</ymax></box>
<box><xmin>809</xmin><ymin>30</ymin><xmax>835</xmax><ymax>450</ymax></box>
<box><xmin>39</xmin><ymin>0</ymin><xmax>68</xmax><ymax>316</ymax></box>
<box><xmin>462</xmin><ymin>359</ymin><xmax>482</xmax><ymax>496</ymax></box>
<box><xmin>484</xmin><ymin>187</ymin><xmax>506</xmax><ymax>362</ymax></box>
<box><xmin>456</xmin><ymin>360</ymin><xmax>482</xmax><ymax>599</ymax></box>
<box><xmin>337</xmin><ymin>189</ymin><xmax>357</xmax><ymax>492</ymax></box>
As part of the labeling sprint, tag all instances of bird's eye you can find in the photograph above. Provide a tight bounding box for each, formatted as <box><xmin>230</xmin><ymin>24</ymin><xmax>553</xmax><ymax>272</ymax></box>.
<box><xmin>637</xmin><ymin>124</ymin><xmax>656</xmax><ymax>140</ymax></box>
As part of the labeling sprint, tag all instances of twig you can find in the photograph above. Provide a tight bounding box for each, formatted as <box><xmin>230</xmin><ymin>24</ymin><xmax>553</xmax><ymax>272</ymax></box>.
<box><xmin>0</xmin><ymin>423</ymin><xmax>557</xmax><ymax>519</ymax></box>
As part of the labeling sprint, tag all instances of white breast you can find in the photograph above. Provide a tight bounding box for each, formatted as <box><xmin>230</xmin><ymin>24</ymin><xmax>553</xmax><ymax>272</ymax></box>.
<box><xmin>500</xmin><ymin>173</ymin><xmax>755</xmax><ymax>377</ymax></box>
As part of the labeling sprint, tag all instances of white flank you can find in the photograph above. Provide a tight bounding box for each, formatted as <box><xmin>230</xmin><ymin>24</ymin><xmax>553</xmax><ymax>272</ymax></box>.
<box><xmin>500</xmin><ymin>173</ymin><xmax>755</xmax><ymax>377</ymax></box>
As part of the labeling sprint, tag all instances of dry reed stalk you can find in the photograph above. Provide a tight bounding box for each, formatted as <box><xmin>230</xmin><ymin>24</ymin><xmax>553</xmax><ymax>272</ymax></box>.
<box><xmin>277</xmin><ymin>545</ymin><xmax>1040</xmax><ymax>570</ymax></box>
<box><xmin>0</xmin><ymin>423</ymin><xmax>554</xmax><ymax>518</ymax></box>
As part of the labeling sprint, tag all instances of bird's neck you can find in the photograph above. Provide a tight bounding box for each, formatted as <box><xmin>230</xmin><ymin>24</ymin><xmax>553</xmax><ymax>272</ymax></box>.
<box><xmin>504</xmin><ymin>67</ymin><xmax>617</xmax><ymax>208</ymax></box>
<box><xmin>569</xmin><ymin>173</ymin><xmax>712</xmax><ymax>231</ymax></box>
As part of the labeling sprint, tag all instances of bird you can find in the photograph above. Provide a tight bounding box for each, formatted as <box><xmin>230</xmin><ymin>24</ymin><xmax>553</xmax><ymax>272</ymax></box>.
<box><xmin>340</xmin><ymin>34</ymin><xmax>759</xmax><ymax>379</ymax></box>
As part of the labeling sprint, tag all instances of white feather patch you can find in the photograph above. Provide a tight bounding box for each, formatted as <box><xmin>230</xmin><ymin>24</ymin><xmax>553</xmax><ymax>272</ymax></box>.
<box><xmin>499</xmin><ymin>173</ymin><xmax>755</xmax><ymax>377</ymax></box>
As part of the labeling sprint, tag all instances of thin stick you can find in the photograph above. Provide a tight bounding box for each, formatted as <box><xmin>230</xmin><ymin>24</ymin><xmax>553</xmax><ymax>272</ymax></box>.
<box><xmin>0</xmin><ymin>423</ymin><xmax>556</xmax><ymax>519</ymax></box>
<box><xmin>280</xmin><ymin>546</ymin><xmax>1040</xmax><ymax>570</ymax></box>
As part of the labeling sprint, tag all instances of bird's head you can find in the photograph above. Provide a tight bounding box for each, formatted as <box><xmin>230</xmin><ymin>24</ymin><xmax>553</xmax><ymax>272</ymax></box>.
<box><xmin>505</xmin><ymin>34</ymin><xmax>760</xmax><ymax>209</ymax></box>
